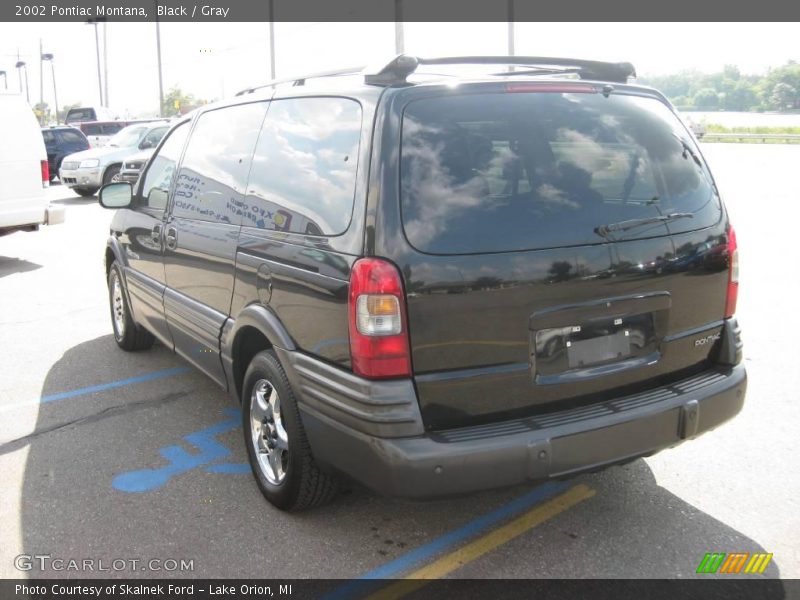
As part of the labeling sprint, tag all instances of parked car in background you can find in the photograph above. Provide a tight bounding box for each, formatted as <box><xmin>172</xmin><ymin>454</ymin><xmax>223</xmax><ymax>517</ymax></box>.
<box><xmin>60</xmin><ymin>121</ymin><xmax>171</xmax><ymax>196</ymax></box>
<box><xmin>78</xmin><ymin>121</ymin><xmax>127</xmax><ymax>147</ymax></box>
<box><xmin>117</xmin><ymin>149</ymin><xmax>153</xmax><ymax>185</ymax></box>
<box><xmin>41</xmin><ymin>126</ymin><xmax>90</xmax><ymax>181</ymax></box>
<box><xmin>96</xmin><ymin>56</ymin><xmax>745</xmax><ymax>512</ymax></box>
<box><xmin>684</xmin><ymin>116</ymin><xmax>707</xmax><ymax>139</ymax></box>
<box><xmin>1</xmin><ymin>94</ymin><xmax>64</xmax><ymax>235</ymax></box>
<box><xmin>64</xmin><ymin>106</ymin><xmax>117</xmax><ymax>124</ymax></box>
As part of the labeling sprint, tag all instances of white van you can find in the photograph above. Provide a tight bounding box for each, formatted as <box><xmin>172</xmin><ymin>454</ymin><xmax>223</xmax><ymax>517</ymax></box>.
<box><xmin>0</xmin><ymin>94</ymin><xmax>65</xmax><ymax>236</ymax></box>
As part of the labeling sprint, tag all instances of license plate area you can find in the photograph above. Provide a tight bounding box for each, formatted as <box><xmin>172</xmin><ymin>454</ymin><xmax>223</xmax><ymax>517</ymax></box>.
<box><xmin>533</xmin><ymin>312</ymin><xmax>659</xmax><ymax>382</ymax></box>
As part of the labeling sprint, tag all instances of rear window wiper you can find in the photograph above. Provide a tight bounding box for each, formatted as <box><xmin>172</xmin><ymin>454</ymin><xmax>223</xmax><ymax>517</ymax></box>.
<box><xmin>594</xmin><ymin>212</ymin><xmax>694</xmax><ymax>237</ymax></box>
<box><xmin>672</xmin><ymin>132</ymin><xmax>703</xmax><ymax>167</ymax></box>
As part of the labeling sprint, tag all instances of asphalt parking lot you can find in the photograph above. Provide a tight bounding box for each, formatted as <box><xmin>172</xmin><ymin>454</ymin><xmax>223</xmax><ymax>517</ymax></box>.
<box><xmin>0</xmin><ymin>144</ymin><xmax>798</xmax><ymax>587</ymax></box>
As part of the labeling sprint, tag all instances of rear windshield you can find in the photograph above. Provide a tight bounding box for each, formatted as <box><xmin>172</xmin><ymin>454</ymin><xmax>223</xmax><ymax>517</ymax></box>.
<box><xmin>400</xmin><ymin>91</ymin><xmax>721</xmax><ymax>254</ymax></box>
<box><xmin>66</xmin><ymin>108</ymin><xmax>95</xmax><ymax>122</ymax></box>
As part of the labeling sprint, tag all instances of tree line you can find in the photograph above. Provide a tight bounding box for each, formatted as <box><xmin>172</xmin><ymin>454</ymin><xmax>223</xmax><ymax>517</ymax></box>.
<box><xmin>639</xmin><ymin>61</ymin><xmax>800</xmax><ymax>112</ymax></box>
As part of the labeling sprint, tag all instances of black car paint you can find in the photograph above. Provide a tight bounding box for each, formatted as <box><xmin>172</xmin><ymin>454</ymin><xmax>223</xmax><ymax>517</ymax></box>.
<box><xmin>103</xmin><ymin>74</ymin><xmax>744</xmax><ymax>499</ymax></box>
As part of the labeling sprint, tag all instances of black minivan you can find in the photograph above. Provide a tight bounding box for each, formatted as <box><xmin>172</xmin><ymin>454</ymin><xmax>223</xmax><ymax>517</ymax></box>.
<box><xmin>98</xmin><ymin>56</ymin><xmax>746</xmax><ymax>511</ymax></box>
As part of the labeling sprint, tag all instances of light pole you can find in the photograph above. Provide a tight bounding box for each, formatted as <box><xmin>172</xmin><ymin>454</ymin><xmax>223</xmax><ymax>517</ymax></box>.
<box><xmin>42</xmin><ymin>53</ymin><xmax>58</xmax><ymax>124</ymax></box>
<box><xmin>0</xmin><ymin>70</ymin><xmax>7</xmax><ymax>91</ymax></box>
<box><xmin>395</xmin><ymin>0</ymin><xmax>404</xmax><ymax>54</ymax></box>
<box><xmin>268</xmin><ymin>0</ymin><xmax>275</xmax><ymax>79</ymax></box>
<box><xmin>86</xmin><ymin>21</ymin><xmax>104</xmax><ymax>105</ymax></box>
<box><xmin>15</xmin><ymin>60</ymin><xmax>29</xmax><ymax>102</ymax></box>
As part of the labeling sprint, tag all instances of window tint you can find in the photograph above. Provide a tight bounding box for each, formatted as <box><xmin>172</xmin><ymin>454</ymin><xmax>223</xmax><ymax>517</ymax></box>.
<box><xmin>59</xmin><ymin>130</ymin><xmax>85</xmax><ymax>144</ymax></box>
<box><xmin>66</xmin><ymin>108</ymin><xmax>95</xmax><ymax>121</ymax></box>
<box><xmin>42</xmin><ymin>130</ymin><xmax>56</xmax><ymax>144</ymax></box>
<box><xmin>400</xmin><ymin>92</ymin><xmax>721</xmax><ymax>254</ymax></box>
<box><xmin>103</xmin><ymin>123</ymin><xmax>124</xmax><ymax>134</ymax></box>
<box><xmin>82</xmin><ymin>124</ymin><xmax>101</xmax><ymax>135</ymax></box>
<box><xmin>138</xmin><ymin>122</ymin><xmax>190</xmax><ymax>212</ymax></box>
<box><xmin>141</xmin><ymin>126</ymin><xmax>168</xmax><ymax>149</ymax></box>
<box><xmin>245</xmin><ymin>97</ymin><xmax>362</xmax><ymax>235</ymax></box>
<box><xmin>172</xmin><ymin>102</ymin><xmax>267</xmax><ymax>224</ymax></box>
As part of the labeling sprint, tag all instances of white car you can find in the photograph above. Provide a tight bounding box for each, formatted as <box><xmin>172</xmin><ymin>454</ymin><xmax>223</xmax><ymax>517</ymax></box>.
<box><xmin>0</xmin><ymin>94</ymin><xmax>65</xmax><ymax>236</ymax></box>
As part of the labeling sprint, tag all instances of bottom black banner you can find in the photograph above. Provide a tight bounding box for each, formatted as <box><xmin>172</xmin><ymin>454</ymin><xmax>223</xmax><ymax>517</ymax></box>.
<box><xmin>0</xmin><ymin>579</ymin><xmax>793</xmax><ymax>600</ymax></box>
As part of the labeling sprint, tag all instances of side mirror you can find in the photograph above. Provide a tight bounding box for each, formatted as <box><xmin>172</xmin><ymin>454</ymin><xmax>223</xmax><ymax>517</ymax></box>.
<box><xmin>99</xmin><ymin>182</ymin><xmax>133</xmax><ymax>209</ymax></box>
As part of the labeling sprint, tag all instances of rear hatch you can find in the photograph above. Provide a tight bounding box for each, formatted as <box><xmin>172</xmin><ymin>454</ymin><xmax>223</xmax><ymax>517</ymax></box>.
<box><xmin>392</xmin><ymin>83</ymin><xmax>732</xmax><ymax>430</ymax></box>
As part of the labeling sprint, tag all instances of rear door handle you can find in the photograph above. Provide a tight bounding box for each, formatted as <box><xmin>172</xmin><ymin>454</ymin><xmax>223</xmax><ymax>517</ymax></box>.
<box><xmin>151</xmin><ymin>224</ymin><xmax>162</xmax><ymax>244</ymax></box>
<box><xmin>165</xmin><ymin>226</ymin><xmax>178</xmax><ymax>250</ymax></box>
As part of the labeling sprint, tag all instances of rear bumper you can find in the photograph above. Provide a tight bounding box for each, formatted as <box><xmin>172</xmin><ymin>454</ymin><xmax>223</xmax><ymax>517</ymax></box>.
<box><xmin>281</xmin><ymin>346</ymin><xmax>746</xmax><ymax>499</ymax></box>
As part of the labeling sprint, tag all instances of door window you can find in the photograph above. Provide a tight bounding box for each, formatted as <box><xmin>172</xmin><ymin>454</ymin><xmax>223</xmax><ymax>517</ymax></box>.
<box><xmin>245</xmin><ymin>97</ymin><xmax>362</xmax><ymax>235</ymax></box>
<box><xmin>171</xmin><ymin>102</ymin><xmax>267</xmax><ymax>224</ymax></box>
<box><xmin>137</xmin><ymin>121</ymin><xmax>190</xmax><ymax>212</ymax></box>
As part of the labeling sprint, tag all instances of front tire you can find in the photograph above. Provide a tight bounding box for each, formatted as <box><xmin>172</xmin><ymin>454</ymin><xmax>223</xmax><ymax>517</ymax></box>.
<box><xmin>103</xmin><ymin>165</ymin><xmax>121</xmax><ymax>185</ymax></box>
<box><xmin>108</xmin><ymin>262</ymin><xmax>154</xmax><ymax>351</ymax></box>
<box><xmin>74</xmin><ymin>187</ymin><xmax>98</xmax><ymax>197</ymax></box>
<box><xmin>242</xmin><ymin>350</ymin><xmax>337</xmax><ymax>511</ymax></box>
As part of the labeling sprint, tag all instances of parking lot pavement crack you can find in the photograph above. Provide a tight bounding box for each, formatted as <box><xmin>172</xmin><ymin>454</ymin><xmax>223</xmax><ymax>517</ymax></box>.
<box><xmin>0</xmin><ymin>389</ymin><xmax>197</xmax><ymax>457</ymax></box>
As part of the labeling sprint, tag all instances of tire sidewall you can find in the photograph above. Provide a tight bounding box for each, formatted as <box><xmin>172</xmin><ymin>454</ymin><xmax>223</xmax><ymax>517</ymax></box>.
<box><xmin>242</xmin><ymin>351</ymin><xmax>305</xmax><ymax>509</ymax></box>
<box><xmin>107</xmin><ymin>263</ymin><xmax>133</xmax><ymax>346</ymax></box>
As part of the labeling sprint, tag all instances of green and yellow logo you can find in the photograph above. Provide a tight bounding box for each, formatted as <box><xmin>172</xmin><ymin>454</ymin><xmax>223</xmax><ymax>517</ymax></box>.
<box><xmin>696</xmin><ymin>552</ymin><xmax>773</xmax><ymax>574</ymax></box>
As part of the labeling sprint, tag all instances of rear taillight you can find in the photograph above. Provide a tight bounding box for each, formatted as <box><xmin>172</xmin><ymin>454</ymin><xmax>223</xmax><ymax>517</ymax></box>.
<box><xmin>41</xmin><ymin>160</ymin><xmax>49</xmax><ymax>188</ymax></box>
<box><xmin>348</xmin><ymin>258</ymin><xmax>412</xmax><ymax>379</ymax></box>
<box><xmin>725</xmin><ymin>225</ymin><xmax>739</xmax><ymax>318</ymax></box>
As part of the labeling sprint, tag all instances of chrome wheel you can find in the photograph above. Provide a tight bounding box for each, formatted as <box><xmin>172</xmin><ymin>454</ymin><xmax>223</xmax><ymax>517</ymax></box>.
<box><xmin>111</xmin><ymin>272</ymin><xmax>126</xmax><ymax>338</ymax></box>
<box><xmin>249</xmin><ymin>379</ymin><xmax>289</xmax><ymax>485</ymax></box>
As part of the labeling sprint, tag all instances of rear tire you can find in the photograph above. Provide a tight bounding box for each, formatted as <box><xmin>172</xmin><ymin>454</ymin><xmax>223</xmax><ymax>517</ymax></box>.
<box><xmin>74</xmin><ymin>187</ymin><xmax>98</xmax><ymax>197</ymax></box>
<box><xmin>242</xmin><ymin>350</ymin><xmax>338</xmax><ymax>511</ymax></box>
<box><xmin>108</xmin><ymin>262</ymin><xmax>154</xmax><ymax>351</ymax></box>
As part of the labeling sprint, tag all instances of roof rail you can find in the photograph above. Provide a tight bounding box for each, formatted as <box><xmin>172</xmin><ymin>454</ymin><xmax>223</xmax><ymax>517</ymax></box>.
<box><xmin>363</xmin><ymin>55</ymin><xmax>636</xmax><ymax>86</ymax></box>
<box><xmin>235</xmin><ymin>66</ymin><xmax>364</xmax><ymax>96</ymax></box>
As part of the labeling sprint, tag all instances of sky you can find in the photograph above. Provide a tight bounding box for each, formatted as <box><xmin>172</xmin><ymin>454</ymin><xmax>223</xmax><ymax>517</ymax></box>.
<box><xmin>0</xmin><ymin>22</ymin><xmax>797</xmax><ymax>116</ymax></box>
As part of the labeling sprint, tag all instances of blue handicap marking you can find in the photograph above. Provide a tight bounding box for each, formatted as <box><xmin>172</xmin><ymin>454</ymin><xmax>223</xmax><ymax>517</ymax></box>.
<box><xmin>113</xmin><ymin>408</ymin><xmax>250</xmax><ymax>493</ymax></box>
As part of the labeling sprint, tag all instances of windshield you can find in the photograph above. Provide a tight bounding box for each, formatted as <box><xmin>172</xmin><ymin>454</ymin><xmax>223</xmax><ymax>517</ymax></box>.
<box><xmin>108</xmin><ymin>125</ymin><xmax>149</xmax><ymax>148</ymax></box>
<box><xmin>400</xmin><ymin>91</ymin><xmax>721</xmax><ymax>255</ymax></box>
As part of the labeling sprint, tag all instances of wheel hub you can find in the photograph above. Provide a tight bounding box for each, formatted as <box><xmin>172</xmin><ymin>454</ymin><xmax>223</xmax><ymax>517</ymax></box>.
<box><xmin>250</xmin><ymin>379</ymin><xmax>289</xmax><ymax>485</ymax></box>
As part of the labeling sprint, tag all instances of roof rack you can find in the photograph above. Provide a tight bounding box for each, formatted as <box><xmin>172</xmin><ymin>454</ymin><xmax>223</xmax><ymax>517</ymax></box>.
<box><xmin>235</xmin><ymin>55</ymin><xmax>637</xmax><ymax>96</ymax></box>
<box><xmin>364</xmin><ymin>55</ymin><xmax>636</xmax><ymax>86</ymax></box>
<box><xmin>235</xmin><ymin>66</ymin><xmax>364</xmax><ymax>96</ymax></box>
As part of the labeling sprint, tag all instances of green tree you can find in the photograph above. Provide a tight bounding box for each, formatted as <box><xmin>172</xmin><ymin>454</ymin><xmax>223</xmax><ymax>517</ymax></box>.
<box><xmin>770</xmin><ymin>82</ymin><xmax>797</xmax><ymax>110</ymax></box>
<box><xmin>162</xmin><ymin>87</ymin><xmax>195</xmax><ymax>117</ymax></box>
<box><xmin>693</xmin><ymin>88</ymin><xmax>719</xmax><ymax>110</ymax></box>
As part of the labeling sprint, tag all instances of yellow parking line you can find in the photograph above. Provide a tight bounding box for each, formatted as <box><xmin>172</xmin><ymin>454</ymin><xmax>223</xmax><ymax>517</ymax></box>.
<box><xmin>365</xmin><ymin>484</ymin><xmax>595</xmax><ymax>600</ymax></box>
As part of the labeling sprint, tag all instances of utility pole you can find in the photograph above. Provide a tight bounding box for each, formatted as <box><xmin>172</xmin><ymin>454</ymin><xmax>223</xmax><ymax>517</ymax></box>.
<box><xmin>39</xmin><ymin>38</ymin><xmax>44</xmax><ymax>123</ymax></box>
<box><xmin>395</xmin><ymin>0</ymin><xmax>404</xmax><ymax>54</ymax></box>
<box><xmin>507</xmin><ymin>0</ymin><xmax>515</xmax><ymax>57</ymax></box>
<box><xmin>268</xmin><ymin>0</ymin><xmax>275</xmax><ymax>79</ymax></box>
<box><xmin>87</xmin><ymin>21</ymin><xmax>103</xmax><ymax>105</ymax></box>
<box><xmin>155</xmin><ymin>5</ymin><xmax>164</xmax><ymax>117</ymax></box>
<box><xmin>103</xmin><ymin>22</ymin><xmax>109</xmax><ymax>107</ymax></box>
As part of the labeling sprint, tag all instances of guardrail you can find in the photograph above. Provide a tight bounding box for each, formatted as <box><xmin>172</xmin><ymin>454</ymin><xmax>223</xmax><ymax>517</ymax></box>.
<box><xmin>700</xmin><ymin>132</ymin><xmax>800</xmax><ymax>143</ymax></box>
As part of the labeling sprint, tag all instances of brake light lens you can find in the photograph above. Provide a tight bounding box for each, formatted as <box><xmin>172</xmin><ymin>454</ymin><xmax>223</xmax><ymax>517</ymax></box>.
<box><xmin>505</xmin><ymin>82</ymin><xmax>598</xmax><ymax>94</ymax></box>
<box><xmin>725</xmin><ymin>225</ymin><xmax>739</xmax><ymax>318</ymax></box>
<box><xmin>41</xmin><ymin>160</ymin><xmax>49</xmax><ymax>188</ymax></box>
<box><xmin>349</xmin><ymin>258</ymin><xmax>411</xmax><ymax>379</ymax></box>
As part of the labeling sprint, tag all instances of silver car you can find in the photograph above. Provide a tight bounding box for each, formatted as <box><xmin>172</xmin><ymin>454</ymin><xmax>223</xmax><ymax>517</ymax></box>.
<box><xmin>117</xmin><ymin>149</ymin><xmax>155</xmax><ymax>185</ymax></box>
<box><xmin>59</xmin><ymin>121</ymin><xmax>170</xmax><ymax>197</ymax></box>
